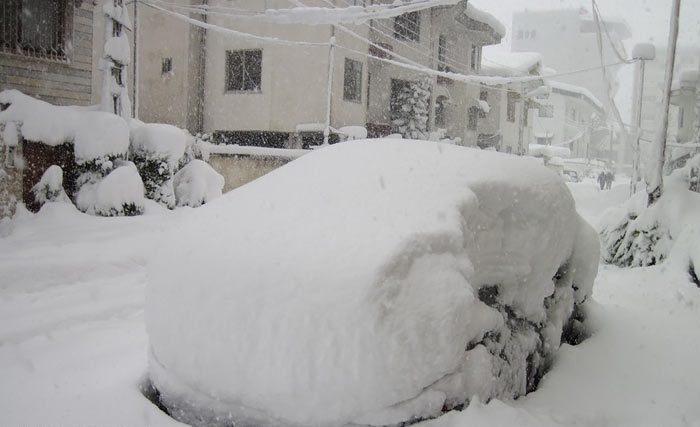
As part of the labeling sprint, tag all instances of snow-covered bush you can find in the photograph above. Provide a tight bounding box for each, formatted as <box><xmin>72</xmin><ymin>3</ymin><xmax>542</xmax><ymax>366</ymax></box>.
<box><xmin>130</xmin><ymin>124</ymin><xmax>187</xmax><ymax>209</ymax></box>
<box><xmin>32</xmin><ymin>165</ymin><xmax>70</xmax><ymax>207</ymax></box>
<box><xmin>392</xmin><ymin>76</ymin><xmax>432</xmax><ymax>139</ymax></box>
<box><xmin>173</xmin><ymin>159</ymin><xmax>224</xmax><ymax>208</ymax></box>
<box><xmin>76</xmin><ymin>161</ymin><xmax>145</xmax><ymax>217</ymax></box>
<box><xmin>146</xmin><ymin>139</ymin><xmax>599</xmax><ymax>427</ymax></box>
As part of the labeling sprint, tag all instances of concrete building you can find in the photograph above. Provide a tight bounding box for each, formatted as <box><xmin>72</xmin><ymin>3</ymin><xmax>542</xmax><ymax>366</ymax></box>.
<box><xmin>511</xmin><ymin>8</ymin><xmax>630</xmax><ymax>117</ymax></box>
<box><xmin>91</xmin><ymin>0</ymin><xmax>504</xmax><ymax>148</ymax></box>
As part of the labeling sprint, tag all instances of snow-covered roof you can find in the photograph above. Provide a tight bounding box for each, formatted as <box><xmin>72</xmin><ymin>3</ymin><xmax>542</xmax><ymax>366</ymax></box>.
<box><xmin>463</xmin><ymin>3</ymin><xmax>506</xmax><ymax>38</ymax></box>
<box><xmin>548</xmin><ymin>80</ymin><xmax>604</xmax><ymax>111</ymax></box>
<box><xmin>529</xmin><ymin>143</ymin><xmax>571</xmax><ymax>159</ymax></box>
<box><xmin>481</xmin><ymin>52</ymin><xmax>543</xmax><ymax>77</ymax></box>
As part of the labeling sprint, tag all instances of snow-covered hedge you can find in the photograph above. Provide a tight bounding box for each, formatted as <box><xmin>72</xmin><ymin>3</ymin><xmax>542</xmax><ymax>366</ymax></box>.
<box><xmin>600</xmin><ymin>155</ymin><xmax>700</xmax><ymax>269</ymax></box>
<box><xmin>129</xmin><ymin>123</ymin><xmax>187</xmax><ymax>209</ymax></box>
<box><xmin>32</xmin><ymin>165</ymin><xmax>70</xmax><ymax>207</ymax></box>
<box><xmin>0</xmin><ymin>89</ymin><xmax>219</xmax><ymax>216</ymax></box>
<box><xmin>76</xmin><ymin>161</ymin><xmax>145</xmax><ymax>217</ymax></box>
<box><xmin>146</xmin><ymin>139</ymin><xmax>599</xmax><ymax>427</ymax></box>
<box><xmin>172</xmin><ymin>159</ymin><xmax>223</xmax><ymax>208</ymax></box>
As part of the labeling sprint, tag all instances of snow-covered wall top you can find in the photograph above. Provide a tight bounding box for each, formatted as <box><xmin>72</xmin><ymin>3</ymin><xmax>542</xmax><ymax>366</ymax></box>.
<box><xmin>482</xmin><ymin>52</ymin><xmax>543</xmax><ymax>77</ymax></box>
<box><xmin>205</xmin><ymin>142</ymin><xmax>309</xmax><ymax>160</ymax></box>
<box><xmin>0</xmin><ymin>90</ymin><xmax>130</xmax><ymax>161</ymax></box>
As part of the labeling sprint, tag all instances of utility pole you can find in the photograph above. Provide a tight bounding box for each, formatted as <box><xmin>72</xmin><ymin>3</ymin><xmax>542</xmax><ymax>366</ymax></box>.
<box><xmin>648</xmin><ymin>0</ymin><xmax>681</xmax><ymax>206</ymax></box>
<box><xmin>630</xmin><ymin>43</ymin><xmax>655</xmax><ymax>196</ymax></box>
<box><xmin>132</xmin><ymin>0</ymin><xmax>139</xmax><ymax>119</ymax></box>
<box><xmin>323</xmin><ymin>29</ymin><xmax>336</xmax><ymax>146</ymax></box>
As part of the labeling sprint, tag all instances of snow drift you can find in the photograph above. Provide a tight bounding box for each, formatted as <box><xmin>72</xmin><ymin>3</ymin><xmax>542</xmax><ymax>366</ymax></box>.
<box><xmin>146</xmin><ymin>139</ymin><xmax>599</xmax><ymax>427</ymax></box>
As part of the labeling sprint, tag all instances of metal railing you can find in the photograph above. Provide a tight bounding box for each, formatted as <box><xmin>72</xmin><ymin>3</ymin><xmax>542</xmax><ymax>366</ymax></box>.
<box><xmin>0</xmin><ymin>0</ymin><xmax>68</xmax><ymax>61</ymax></box>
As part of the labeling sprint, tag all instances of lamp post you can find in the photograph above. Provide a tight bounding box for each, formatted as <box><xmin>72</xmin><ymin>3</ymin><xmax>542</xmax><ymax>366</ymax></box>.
<box><xmin>630</xmin><ymin>43</ymin><xmax>656</xmax><ymax>196</ymax></box>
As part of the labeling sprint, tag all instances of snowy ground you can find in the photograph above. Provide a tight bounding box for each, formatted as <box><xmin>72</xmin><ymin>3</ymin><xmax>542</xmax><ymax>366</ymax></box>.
<box><xmin>1</xmin><ymin>178</ymin><xmax>699</xmax><ymax>427</ymax></box>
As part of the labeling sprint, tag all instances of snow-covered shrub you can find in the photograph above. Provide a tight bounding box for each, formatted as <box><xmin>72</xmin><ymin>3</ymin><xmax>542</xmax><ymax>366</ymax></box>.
<box><xmin>392</xmin><ymin>76</ymin><xmax>432</xmax><ymax>139</ymax></box>
<box><xmin>146</xmin><ymin>139</ymin><xmax>599</xmax><ymax>427</ymax></box>
<box><xmin>76</xmin><ymin>161</ymin><xmax>145</xmax><ymax>217</ymax></box>
<box><xmin>130</xmin><ymin>124</ymin><xmax>187</xmax><ymax>209</ymax></box>
<box><xmin>173</xmin><ymin>160</ymin><xmax>224</xmax><ymax>208</ymax></box>
<box><xmin>32</xmin><ymin>165</ymin><xmax>70</xmax><ymax>207</ymax></box>
<box><xmin>72</xmin><ymin>111</ymin><xmax>131</xmax><ymax>215</ymax></box>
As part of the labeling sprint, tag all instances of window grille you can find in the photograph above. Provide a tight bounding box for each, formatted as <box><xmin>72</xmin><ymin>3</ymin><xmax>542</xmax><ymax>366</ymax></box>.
<box><xmin>225</xmin><ymin>49</ymin><xmax>262</xmax><ymax>92</ymax></box>
<box><xmin>394</xmin><ymin>12</ymin><xmax>420</xmax><ymax>42</ymax></box>
<box><xmin>162</xmin><ymin>57</ymin><xmax>172</xmax><ymax>74</ymax></box>
<box><xmin>343</xmin><ymin>58</ymin><xmax>362</xmax><ymax>102</ymax></box>
<box><xmin>0</xmin><ymin>0</ymin><xmax>68</xmax><ymax>61</ymax></box>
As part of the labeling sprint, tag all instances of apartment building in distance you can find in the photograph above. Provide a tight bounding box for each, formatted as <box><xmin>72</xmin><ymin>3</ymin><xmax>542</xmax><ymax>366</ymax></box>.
<box><xmin>92</xmin><ymin>0</ymin><xmax>505</xmax><ymax>148</ymax></box>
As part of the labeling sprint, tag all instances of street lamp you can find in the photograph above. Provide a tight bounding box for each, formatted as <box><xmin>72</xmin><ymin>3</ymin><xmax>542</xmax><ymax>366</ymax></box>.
<box><xmin>630</xmin><ymin>43</ymin><xmax>656</xmax><ymax>195</ymax></box>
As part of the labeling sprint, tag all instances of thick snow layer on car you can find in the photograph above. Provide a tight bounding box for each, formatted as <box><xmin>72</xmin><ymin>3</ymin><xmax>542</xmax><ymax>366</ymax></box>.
<box><xmin>146</xmin><ymin>139</ymin><xmax>599</xmax><ymax>427</ymax></box>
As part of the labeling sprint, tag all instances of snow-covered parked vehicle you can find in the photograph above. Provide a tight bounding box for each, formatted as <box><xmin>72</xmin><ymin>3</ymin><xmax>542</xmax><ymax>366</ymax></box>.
<box><xmin>145</xmin><ymin>139</ymin><xmax>599</xmax><ymax>427</ymax></box>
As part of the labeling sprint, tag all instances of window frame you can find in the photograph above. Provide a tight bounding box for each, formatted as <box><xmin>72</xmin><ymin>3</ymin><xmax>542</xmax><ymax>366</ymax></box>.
<box><xmin>0</xmin><ymin>0</ymin><xmax>72</xmax><ymax>61</ymax></box>
<box><xmin>468</xmin><ymin>106</ymin><xmax>479</xmax><ymax>131</ymax></box>
<box><xmin>343</xmin><ymin>57</ymin><xmax>363</xmax><ymax>103</ymax></box>
<box><xmin>470</xmin><ymin>44</ymin><xmax>482</xmax><ymax>71</ymax></box>
<box><xmin>394</xmin><ymin>12</ymin><xmax>420</xmax><ymax>42</ymax></box>
<box><xmin>225</xmin><ymin>49</ymin><xmax>263</xmax><ymax>93</ymax></box>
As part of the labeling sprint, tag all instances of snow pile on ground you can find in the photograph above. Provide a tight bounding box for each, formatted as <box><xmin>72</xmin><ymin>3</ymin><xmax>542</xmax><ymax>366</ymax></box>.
<box><xmin>172</xmin><ymin>159</ymin><xmax>224</xmax><ymax>207</ymax></box>
<box><xmin>600</xmin><ymin>158</ymin><xmax>700</xmax><ymax>268</ymax></box>
<box><xmin>146</xmin><ymin>139</ymin><xmax>599</xmax><ymax>427</ymax></box>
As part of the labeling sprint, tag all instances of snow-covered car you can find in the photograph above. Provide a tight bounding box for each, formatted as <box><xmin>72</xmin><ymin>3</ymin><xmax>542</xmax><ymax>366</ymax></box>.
<box><xmin>146</xmin><ymin>139</ymin><xmax>599</xmax><ymax>427</ymax></box>
<box><xmin>563</xmin><ymin>169</ymin><xmax>581</xmax><ymax>183</ymax></box>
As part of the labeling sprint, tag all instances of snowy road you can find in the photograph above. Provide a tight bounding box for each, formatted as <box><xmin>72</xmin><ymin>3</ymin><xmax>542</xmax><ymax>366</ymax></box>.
<box><xmin>1</xmin><ymin>182</ymin><xmax>699</xmax><ymax>427</ymax></box>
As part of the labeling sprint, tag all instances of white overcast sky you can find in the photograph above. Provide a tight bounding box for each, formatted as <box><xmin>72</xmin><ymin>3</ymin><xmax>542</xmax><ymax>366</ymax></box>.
<box><xmin>471</xmin><ymin>0</ymin><xmax>700</xmax><ymax>51</ymax></box>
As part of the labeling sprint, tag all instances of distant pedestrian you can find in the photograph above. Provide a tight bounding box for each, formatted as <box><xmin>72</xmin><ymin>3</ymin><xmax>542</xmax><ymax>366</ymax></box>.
<box><xmin>598</xmin><ymin>172</ymin><xmax>606</xmax><ymax>190</ymax></box>
<box><xmin>605</xmin><ymin>171</ymin><xmax>613</xmax><ymax>190</ymax></box>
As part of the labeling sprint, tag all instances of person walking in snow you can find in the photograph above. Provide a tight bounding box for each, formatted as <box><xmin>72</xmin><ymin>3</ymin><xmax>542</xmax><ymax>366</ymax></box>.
<box><xmin>598</xmin><ymin>172</ymin><xmax>606</xmax><ymax>190</ymax></box>
<box><xmin>605</xmin><ymin>171</ymin><xmax>614</xmax><ymax>190</ymax></box>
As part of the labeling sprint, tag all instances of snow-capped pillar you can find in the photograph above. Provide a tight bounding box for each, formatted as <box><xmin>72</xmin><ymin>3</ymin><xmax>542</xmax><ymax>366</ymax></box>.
<box><xmin>100</xmin><ymin>0</ymin><xmax>132</xmax><ymax>118</ymax></box>
<box><xmin>324</xmin><ymin>31</ymin><xmax>336</xmax><ymax>146</ymax></box>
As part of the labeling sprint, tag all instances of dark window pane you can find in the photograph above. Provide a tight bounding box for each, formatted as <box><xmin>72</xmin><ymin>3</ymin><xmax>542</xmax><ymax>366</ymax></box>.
<box><xmin>226</xmin><ymin>49</ymin><xmax>262</xmax><ymax>92</ymax></box>
<box><xmin>343</xmin><ymin>58</ymin><xmax>362</xmax><ymax>102</ymax></box>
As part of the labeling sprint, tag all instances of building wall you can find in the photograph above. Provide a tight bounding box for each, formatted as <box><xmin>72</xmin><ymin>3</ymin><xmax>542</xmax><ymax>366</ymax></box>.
<box><xmin>208</xmin><ymin>153</ymin><xmax>292</xmax><ymax>193</ymax></box>
<box><xmin>202</xmin><ymin>0</ymin><xmax>368</xmax><ymax>137</ymax></box>
<box><xmin>91</xmin><ymin>0</ymin><xmax>204</xmax><ymax>132</ymax></box>
<box><xmin>1</xmin><ymin>1</ymin><xmax>94</xmax><ymax>106</ymax></box>
<box><xmin>511</xmin><ymin>9</ymin><xmax>628</xmax><ymax>116</ymax></box>
<box><xmin>0</xmin><ymin>136</ymin><xmax>23</xmax><ymax>218</ymax></box>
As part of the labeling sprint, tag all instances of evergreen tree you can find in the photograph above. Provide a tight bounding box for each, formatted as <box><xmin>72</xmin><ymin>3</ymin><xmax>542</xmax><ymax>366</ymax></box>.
<box><xmin>391</xmin><ymin>76</ymin><xmax>432</xmax><ymax>139</ymax></box>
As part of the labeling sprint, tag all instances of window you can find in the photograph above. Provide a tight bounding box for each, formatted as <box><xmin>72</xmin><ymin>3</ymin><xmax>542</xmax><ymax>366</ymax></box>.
<box><xmin>394</xmin><ymin>12</ymin><xmax>420</xmax><ymax>42</ymax></box>
<box><xmin>390</xmin><ymin>79</ymin><xmax>411</xmax><ymax>121</ymax></box>
<box><xmin>349</xmin><ymin>0</ymin><xmax>365</xmax><ymax>5</ymax></box>
<box><xmin>0</xmin><ymin>0</ymin><xmax>68</xmax><ymax>60</ymax></box>
<box><xmin>225</xmin><ymin>49</ymin><xmax>262</xmax><ymax>92</ymax></box>
<box><xmin>162</xmin><ymin>57</ymin><xmax>173</xmax><ymax>74</ymax></box>
<box><xmin>679</xmin><ymin>107</ymin><xmax>684</xmax><ymax>128</ymax></box>
<box><xmin>530</xmin><ymin>30</ymin><xmax>537</xmax><ymax>39</ymax></box>
<box><xmin>435</xmin><ymin>96</ymin><xmax>448</xmax><ymax>127</ymax></box>
<box><xmin>343</xmin><ymin>58</ymin><xmax>363</xmax><ymax>102</ymax></box>
<box><xmin>468</xmin><ymin>107</ymin><xmax>479</xmax><ymax>131</ymax></box>
<box><xmin>538</xmin><ymin>105</ymin><xmax>554</xmax><ymax>118</ymax></box>
<box><xmin>437</xmin><ymin>35</ymin><xmax>447</xmax><ymax>71</ymax></box>
<box><xmin>507</xmin><ymin>92</ymin><xmax>518</xmax><ymax>123</ymax></box>
<box><xmin>470</xmin><ymin>44</ymin><xmax>482</xmax><ymax>71</ymax></box>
